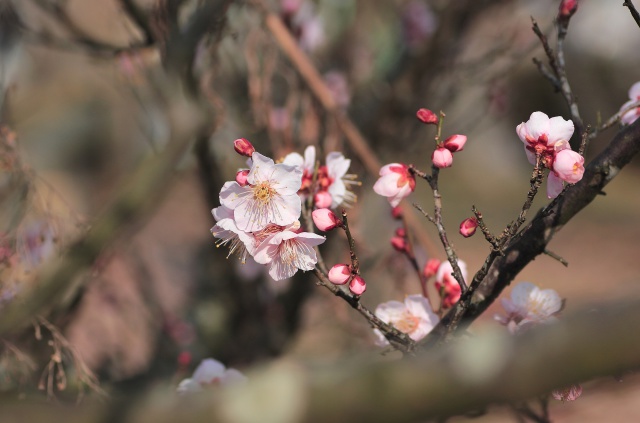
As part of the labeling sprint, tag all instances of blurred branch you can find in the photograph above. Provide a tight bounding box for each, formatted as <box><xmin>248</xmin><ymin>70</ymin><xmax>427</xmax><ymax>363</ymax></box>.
<box><xmin>624</xmin><ymin>0</ymin><xmax>640</xmax><ymax>28</ymax></box>
<box><xmin>118</xmin><ymin>0</ymin><xmax>156</xmax><ymax>45</ymax></box>
<box><xmin>4</xmin><ymin>296</ymin><xmax>640</xmax><ymax>422</ymax></box>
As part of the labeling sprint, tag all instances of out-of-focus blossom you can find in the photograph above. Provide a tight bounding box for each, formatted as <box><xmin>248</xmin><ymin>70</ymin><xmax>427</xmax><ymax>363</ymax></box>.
<box><xmin>422</xmin><ymin>258</ymin><xmax>441</xmax><ymax>279</ymax></box>
<box><xmin>416</xmin><ymin>108</ymin><xmax>438</xmax><ymax>125</ymax></box>
<box><xmin>312</xmin><ymin>208</ymin><xmax>340</xmax><ymax>231</ymax></box>
<box><xmin>443</xmin><ymin>134</ymin><xmax>467</xmax><ymax>153</ymax></box>
<box><xmin>401</xmin><ymin>1</ymin><xmax>438</xmax><ymax>51</ymax></box>
<box><xmin>324</xmin><ymin>71</ymin><xmax>350</xmax><ymax>109</ymax></box>
<box><xmin>253</xmin><ymin>228</ymin><xmax>325</xmax><ymax>280</ymax></box>
<box><xmin>18</xmin><ymin>220</ymin><xmax>57</xmax><ymax>269</ymax></box>
<box><xmin>373</xmin><ymin>163</ymin><xmax>415</xmax><ymax>207</ymax></box>
<box><xmin>459</xmin><ymin>217</ymin><xmax>478</xmax><ymax>238</ymax></box>
<box><xmin>552</xmin><ymin>384</ymin><xmax>583</xmax><ymax>402</ymax></box>
<box><xmin>220</xmin><ymin>153</ymin><xmax>302</xmax><ymax>232</ymax></box>
<box><xmin>431</xmin><ymin>148</ymin><xmax>453</xmax><ymax>168</ymax></box>
<box><xmin>313</xmin><ymin>191</ymin><xmax>332</xmax><ymax>208</ymax></box>
<box><xmin>348</xmin><ymin>275</ymin><xmax>366</xmax><ymax>296</ymax></box>
<box><xmin>177</xmin><ymin>358</ymin><xmax>246</xmax><ymax>394</ymax></box>
<box><xmin>282</xmin><ymin>0</ymin><xmax>325</xmax><ymax>52</ymax></box>
<box><xmin>435</xmin><ymin>259</ymin><xmax>467</xmax><ymax>309</ymax></box>
<box><xmin>495</xmin><ymin>281</ymin><xmax>562</xmax><ymax>333</ymax></box>
<box><xmin>390</xmin><ymin>236</ymin><xmax>407</xmax><ymax>252</ymax></box>
<box><xmin>328</xmin><ymin>263</ymin><xmax>351</xmax><ymax>285</ymax></box>
<box><xmin>619</xmin><ymin>81</ymin><xmax>640</xmax><ymax>125</ymax></box>
<box><xmin>559</xmin><ymin>0</ymin><xmax>578</xmax><ymax>20</ymax></box>
<box><xmin>373</xmin><ymin>295</ymin><xmax>439</xmax><ymax>346</ymax></box>
<box><xmin>391</xmin><ymin>206</ymin><xmax>403</xmax><ymax>219</ymax></box>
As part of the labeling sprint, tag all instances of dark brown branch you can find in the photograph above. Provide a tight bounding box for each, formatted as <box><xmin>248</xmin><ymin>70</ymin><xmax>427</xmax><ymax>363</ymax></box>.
<box><xmin>624</xmin><ymin>0</ymin><xmax>640</xmax><ymax>28</ymax></box>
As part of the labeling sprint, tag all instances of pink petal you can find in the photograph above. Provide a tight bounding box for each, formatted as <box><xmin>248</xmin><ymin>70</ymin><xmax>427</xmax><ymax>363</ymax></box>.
<box><xmin>628</xmin><ymin>81</ymin><xmax>640</xmax><ymax>100</ymax></box>
<box><xmin>524</xmin><ymin>112</ymin><xmax>551</xmax><ymax>141</ymax></box>
<box><xmin>547</xmin><ymin>116</ymin><xmax>574</xmax><ymax>144</ymax></box>
<box><xmin>547</xmin><ymin>172</ymin><xmax>564</xmax><ymax>199</ymax></box>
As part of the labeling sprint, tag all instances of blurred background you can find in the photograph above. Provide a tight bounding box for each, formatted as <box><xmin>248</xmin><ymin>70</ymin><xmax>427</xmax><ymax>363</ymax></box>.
<box><xmin>0</xmin><ymin>0</ymin><xmax>639</xmax><ymax>421</ymax></box>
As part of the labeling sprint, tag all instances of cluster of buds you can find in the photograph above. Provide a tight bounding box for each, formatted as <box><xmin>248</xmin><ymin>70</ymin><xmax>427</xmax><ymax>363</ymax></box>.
<box><xmin>328</xmin><ymin>263</ymin><xmax>366</xmax><ymax>295</ymax></box>
<box><xmin>418</xmin><ymin>107</ymin><xmax>468</xmax><ymax>169</ymax></box>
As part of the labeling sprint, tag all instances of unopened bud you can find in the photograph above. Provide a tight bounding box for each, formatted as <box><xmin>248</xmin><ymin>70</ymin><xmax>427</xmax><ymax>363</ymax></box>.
<box><xmin>390</xmin><ymin>236</ymin><xmax>407</xmax><ymax>252</ymax></box>
<box><xmin>233</xmin><ymin>138</ymin><xmax>255</xmax><ymax>157</ymax></box>
<box><xmin>432</xmin><ymin>147</ymin><xmax>453</xmax><ymax>168</ymax></box>
<box><xmin>423</xmin><ymin>258</ymin><xmax>441</xmax><ymax>279</ymax></box>
<box><xmin>328</xmin><ymin>263</ymin><xmax>351</xmax><ymax>285</ymax></box>
<box><xmin>235</xmin><ymin>169</ymin><xmax>249</xmax><ymax>186</ymax></box>
<box><xmin>443</xmin><ymin>134</ymin><xmax>467</xmax><ymax>152</ymax></box>
<box><xmin>416</xmin><ymin>108</ymin><xmax>439</xmax><ymax>125</ymax></box>
<box><xmin>312</xmin><ymin>208</ymin><xmax>340</xmax><ymax>231</ymax></box>
<box><xmin>459</xmin><ymin>217</ymin><xmax>478</xmax><ymax>238</ymax></box>
<box><xmin>349</xmin><ymin>275</ymin><xmax>366</xmax><ymax>296</ymax></box>
<box><xmin>559</xmin><ymin>0</ymin><xmax>578</xmax><ymax>20</ymax></box>
<box><xmin>395</xmin><ymin>228</ymin><xmax>406</xmax><ymax>237</ymax></box>
<box><xmin>314</xmin><ymin>190</ymin><xmax>333</xmax><ymax>209</ymax></box>
<box><xmin>391</xmin><ymin>206</ymin><xmax>403</xmax><ymax>219</ymax></box>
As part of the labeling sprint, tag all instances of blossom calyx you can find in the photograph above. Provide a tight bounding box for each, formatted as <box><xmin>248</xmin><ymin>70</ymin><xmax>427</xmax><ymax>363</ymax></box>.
<box><xmin>233</xmin><ymin>138</ymin><xmax>255</xmax><ymax>157</ymax></box>
<box><xmin>416</xmin><ymin>108</ymin><xmax>438</xmax><ymax>125</ymax></box>
<box><xmin>328</xmin><ymin>264</ymin><xmax>351</xmax><ymax>285</ymax></box>
<box><xmin>443</xmin><ymin>134</ymin><xmax>467</xmax><ymax>152</ymax></box>
<box><xmin>312</xmin><ymin>208</ymin><xmax>341</xmax><ymax>231</ymax></box>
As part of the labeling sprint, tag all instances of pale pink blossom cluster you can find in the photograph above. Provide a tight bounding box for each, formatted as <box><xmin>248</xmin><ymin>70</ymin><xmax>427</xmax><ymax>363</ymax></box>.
<box><xmin>212</xmin><ymin>140</ymin><xmax>325</xmax><ymax>281</ymax></box>
<box><xmin>516</xmin><ymin>112</ymin><xmax>585</xmax><ymax>199</ymax></box>
<box><xmin>177</xmin><ymin>358</ymin><xmax>246</xmax><ymax>394</ymax></box>
<box><xmin>373</xmin><ymin>294</ymin><xmax>439</xmax><ymax>346</ymax></box>
<box><xmin>495</xmin><ymin>281</ymin><xmax>563</xmax><ymax>334</ymax></box>
<box><xmin>280</xmin><ymin>0</ymin><xmax>325</xmax><ymax>52</ymax></box>
<box><xmin>619</xmin><ymin>81</ymin><xmax>640</xmax><ymax>126</ymax></box>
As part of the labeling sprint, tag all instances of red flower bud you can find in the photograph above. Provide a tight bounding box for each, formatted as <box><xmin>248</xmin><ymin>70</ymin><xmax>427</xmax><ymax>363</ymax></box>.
<box><xmin>459</xmin><ymin>217</ymin><xmax>478</xmax><ymax>238</ymax></box>
<box><xmin>235</xmin><ymin>169</ymin><xmax>249</xmax><ymax>186</ymax></box>
<box><xmin>443</xmin><ymin>134</ymin><xmax>467</xmax><ymax>152</ymax></box>
<box><xmin>390</xmin><ymin>236</ymin><xmax>407</xmax><ymax>252</ymax></box>
<box><xmin>423</xmin><ymin>258</ymin><xmax>441</xmax><ymax>279</ymax></box>
<box><xmin>432</xmin><ymin>147</ymin><xmax>453</xmax><ymax>168</ymax></box>
<box><xmin>233</xmin><ymin>138</ymin><xmax>255</xmax><ymax>157</ymax></box>
<box><xmin>349</xmin><ymin>275</ymin><xmax>366</xmax><ymax>295</ymax></box>
<box><xmin>559</xmin><ymin>0</ymin><xmax>578</xmax><ymax>20</ymax></box>
<box><xmin>328</xmin><ymin>264</ymin><xmax>351</xmax><ymax>285</ymax></box>
<box><xmin>391</xmin><ymin>206</ymin><xmax>403</xmax><ymax>219</ymax></box>
<box><xmin>416</xmin><ymin>108</ymin><xmax>439</xmax><ymax>125</ymax></box>
<box><xmin>312</xmin><ymin>208</ymin><xmax>340</xmax><ymax>231</ymax></box>
<box><xmin>314</xmin><ymin>190</ymin><xmax>333</xmax><ymax>209</ymax></box>
<box><xmin>395</xmin><ymin>227</ymin><xmax>406</xmax><ymax>237</ymax></box>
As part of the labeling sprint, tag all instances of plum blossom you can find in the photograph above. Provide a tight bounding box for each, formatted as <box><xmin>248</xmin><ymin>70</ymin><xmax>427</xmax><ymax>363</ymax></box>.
<box><xmin>435</xmin><ymin>259</ymin><xmax>467</xmax><ymax>309</ymax></box>
<box><xmin>349</xmin><ymin>275</ymin><xmax>366</xmax><ymax>295</ymax></box>
<box><xmin>312</xmin><ymin>208</ymin><xmax>340</xmax><ymax>231</ymax></box>
<box><xmin>431</xmin><ymin>147</ymin><xmax>453</xmax><ymax>168</ymax></box>
<box><xmin>619</xmin><ymin>81</ymin><xmax>640</xmax><ymax>125</ymax></box>
<box><xmin>516</xmin><ymin>112</ymin><xmax>585</xmax><ymax>198</ymax></box>
<box><xmin>373</xmin><ymin>163</ymin><xmax>416</xmax><ymax>207</ymax></box>
<box><xmin>328</xmin><ymin>263</ymin><xmax>351</xmax><ymax>285</ymax></box>
<box><xmin>210</xmin><ymin>204</ymin><xmax>255</xmax><ymax>263</ymax></box>
<box><xmin>253</xmin><ymin>227</ymin><xmax>325</xmax><ymax>280</ymax></box>
<box><xmin>495</xmin><ymin>281</ymin><xmax>562</xmax><ymax>333</ymax></box>
<box><xmin>177</xmin><ymin>358</ymin><xmax>246</xmax><ymax>394</ymax></box>
<box><xmin>459</xmin><ymin>217</ymin><xmax>478</xmax><ymax>238</ymax></box>
<box><xmin>220</xmin><ymin>152</ymin><xmax>302</xmax><ymax>232</ymax></box>
<box><xmin>373</xmin><ymin>295</ymin><xmax>439</xmax><ymax>346</ymax></box>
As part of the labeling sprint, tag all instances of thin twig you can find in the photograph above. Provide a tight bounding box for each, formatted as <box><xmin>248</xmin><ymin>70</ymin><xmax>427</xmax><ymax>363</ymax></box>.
<box><xmin>624</xmin><ymin>0</ymin><xmax>640</xmax><ymax>28</ymax></box>
<box><xmin>543</xmin><ymin>249</ymin><xmax>569</xmax><ymax>267</ymax></box>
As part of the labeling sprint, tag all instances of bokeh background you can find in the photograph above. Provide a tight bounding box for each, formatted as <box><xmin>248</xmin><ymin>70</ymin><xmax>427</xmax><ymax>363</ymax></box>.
<box><xmin>1</xmin><ymin>0</ymin><xmax>639</xmax><ymax>421</ymax></box>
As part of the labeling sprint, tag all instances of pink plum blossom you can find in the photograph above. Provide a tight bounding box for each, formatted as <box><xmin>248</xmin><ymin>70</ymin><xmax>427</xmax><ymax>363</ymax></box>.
<box><xmin>373</xmin><ymin>163</ymin><xmax>416</xmax><ymax>207</ymax></box>
<box><xmin>328</xmin><ymin>263</ymin><xmax>351</xmax><ymax>285</ymax></box>
<box><xmin>253</xmin><ymin>228</ymin><xmax>325</xmax><ymax>280</ymax></box>
<box><xmin>314</xmin><ymin>191</ymin><xmax>332</xmax><ymax>208</ymax></box>
<box><xmin>443</xmin><ymin>134</ymin><xmax>467</xmax><ymax>152</ymax></box>
<box><xmin>416</xmin><ymin>108</ymin><xmax>438</xmax><ymax>125</ymax></box>
<box><xmin>495</xmin><ymin>281</ymin><xmax>562</xmax><ymax>333</ymax></box>
<box><xmin>435</xmin><ymin>259</ymin><xmax>467</xmax><ymax>309</ymax></box>
<box><xmin>177</xmin><ymin>358</ymin><xmax>246</xmax><ymax>394</ymax></box>
<box><xmin>219</xmin><ymin>153</ymin><xmax>302</xmax><ymax>232</ymax></box>
<box><xmin>312</xmin><ymin>208</ymin><xmax>340</xmax><ymax>231</ymax></box>
<box><xmin>349</xmin><ymin>275</ymin><xmax>366</xmax><ymax>295</ymax></box>
<box><xmin>459</xmin><ymin>217</ymin><xmax>478</xmax><ymax>238</ymax></box>
<box><xmin>431</xmin><ymin>147</ymin><xmax>453</xmax><ymax>168</ymax></box>
<box><xmin>553</xmin><ymin>149</ymin><xmax>585</xmax><ymax>184</ymax></box>
<box><xmin>210</xmin><ymin>204</ymin><xmax>255</xmax><ymax>263</ymax></box>
<box><xmin>373</xmin><ymin>295</ymin><xmax>439</xmax><ymax>346</ymax></box>
<box><xmin>422</xmin><ymin>258</ymin><xmax>441</xmax><ymax>279</ymax></box>
<box><xmin>619</xmin><ymin>81</ymin><xmax>640</xmax><ymax>125</ymax></box>
<box><xmin>233</xmin><ymin>138</ymin><xmax>255</xmax><ymax>157</ymax></box>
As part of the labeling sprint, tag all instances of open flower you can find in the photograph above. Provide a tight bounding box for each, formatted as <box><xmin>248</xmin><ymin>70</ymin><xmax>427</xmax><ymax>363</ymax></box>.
<box><xmin>253</xmin><ymin>228</ymin><xmax>325</xmax><ymax>280</ymax></box>
<box><xmin>219</xmin><ymin>153</ymin><xmax>302</xmax><ymax>232</ymax></box>
<box><xmin>177</xmin><ymin>358</ymin><xmax>246</xmax><ymax>394</ymax></box>
<box><xmin>374</xmin><ymin>295</ymin><xmax>439</xmax><ymax>346</ymax></box>
<box><xmin>495</xmin><ymin>281</ymin><xmax>562</xmax><ymax>333</ymax></box>
<box><xmin>373</xmin><ymin>163</ymin><xmax>416</xmax><ymax>207</ymax></box>
<box><xmin>619</xmin><ymin>81</ymin><xmax>640</xmax><ymax>125</ymax></box>
<box><xmin>210</xmin><ymin>203</ymin><xmax>254</xmax><ymax>263</ymax></box>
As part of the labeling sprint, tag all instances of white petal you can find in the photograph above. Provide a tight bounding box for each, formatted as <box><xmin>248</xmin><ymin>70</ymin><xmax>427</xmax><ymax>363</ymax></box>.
<box><xmin>404</xmin><ymin>295</ymin><xmax>438</xmax><ymax>324</ymax></box>
<box><xmin>326</xmin><ymin>152</ymin><xmax>351</xmax><ymax>179</ymax></box>
<box><xmin>192</xmin><ymin>358</ymin><xmax>226</xmax><ymax>384</ymax></box>
<box><xmin>546</xmin><ymin>172</ymin><xmax>564</xmax><ymax>199</ymax></box>
<box><xmin>547</xmin><ymin>116</ymin><xmax>574</xmax><ymax>145</ymax></box>
<box><xmin>375</xmin><ymin>301</ymin><xmax>406</xmax><ymax>323</ymax></box>
<box><xmin>282</xmin><ymin>152</ymin><xmax>304</xmax><ymax>168</ymax></box>
<box><xmin>524</xmin><ymin>112</ymin><xmax>550</xmax><ymax>141</ymax></box>
<box><xmin>628</xmin><ymin>81</ymin><xmax>640</xmax><ymax>99</ymax></box>
<box><xmin>219</xmin><ymin>181</ymin><xmax>248</xmax><ymax>210</ymax></box>
<box><xmin>303</xmin><ymin>146</ymin><xmax>316</xmax><ymax>172</ymax></box>
<box><xmin>510</xmin><ymin>282</ymin><xmax>537</xmax><ymax>309</ymax></box>
<box><xmin>177</xmin><ymin>378</ymin><xmax>201</xmax><ymax>394</ymax></box>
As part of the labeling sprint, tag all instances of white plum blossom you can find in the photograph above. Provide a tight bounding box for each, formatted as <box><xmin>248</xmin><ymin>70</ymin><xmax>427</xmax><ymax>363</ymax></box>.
<box><xmin>220</xmin><ymin>152</ymin><xmax>302</xmax><ymax>232</ymax></box>
<box><xmin>325</xmin><ymin>152</ymin><xmax>356</xmax><ymax>208</ymax></box>
<box><xmin>373</xmin><ymin>295</ymin><xmax>439</xmax><ymax>346</ymax></box>
<box><xmin>210</xmin><ymin>203</ymin><xmax>255</xmax><ymax>263</ymax></box>
<box><xmin>373</xmin><ymin>163</ymin><xmax>416</xmax><ymax>207</ymax></box>
<box><xmin>252</xmin><ymin>227</ymin><xmax>325</xmax><ymax>280</ymax></box>
<box><xmin>619</xmin><ymin>81</ymin><xmax>640</xmax><ymax>125</ymax></box>
<box><xmin>516</xmin><ymin>112</ymin><xmax>584</xmax><ymax>199</ymax></box>
<box><xmin>177</xmin><ymin>358</ymin><xmax>246</xmax><ymax>394</ymax></box>
<box><xmin>495</xmin><ymin>282</ymin><xmax>563</xmax><ymax>333</ymax></box>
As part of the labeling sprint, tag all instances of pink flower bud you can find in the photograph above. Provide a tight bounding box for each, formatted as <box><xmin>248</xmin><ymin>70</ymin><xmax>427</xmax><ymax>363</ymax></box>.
<box><xmin>552</xmin><ymin>149</ymin><xmax>584</xmax><ymax>184</ymax></box>
<box><xmin>423</xmin><ymin>258</ymin><xmax>441</xmax><ymax>279</ymax></box>
<box><xmin>233</xmin><ymin>138</ymin><xmax>255</xmax><ymax>157</ymax></box>
<box><xmin>391</xmin><ymin>206</ymin><xmax>403</xmax><ymax>219</ymax></box>
<box><xmin>431</xmin><ymin>148</ymin><xmax>453</xmax><ymax>168</ymax></box>
<box><xmin>443</xmin><ymin>134</ymin><xmax>467</xmax><ymax>152</ymax></box>
<box><xmin>328</xmin><ymin>264</ymin><xmax>351</xmax><ymax>285</ymax></box>
<box><xmin>416</xmin><ymin>108</ymin><xmax>438</xmax><ymax>125</ymax></box>
<box><xmin>395</xmin><ymin>228</ymin><xmax>406</xmax><ymax>237</ymax></box>
<box><xmin>312</xmin><ymin>208</ymin><xmax>340</xmax><ymax>231</ymax></box>
<box><xmin>459</xmin><ymin>217</ymin><xmax>478</xmax><ymax>238</ymax></box>
<box><xmin>314</xmin><ymin>190</ymin><xmax>333</xmax><ymax>209</ymax></box>
<box><xmin>349</xmin><ymin>275</ymin><xmax>366</xmax><ymax>295</ymax></box>
<box><xmin>559</xmin><ymin>0</ymin><xmax>578</xmax><ymax>19</ymax></box>
<box><xmin>390</xmin><ymin>236</ymin><xmax>407</xmax><ymax>252</ymax></box>
<box><xmin>235</xmin><ymin>169</ymin><xmax>249</xmax><ymax>186</ymax></box>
